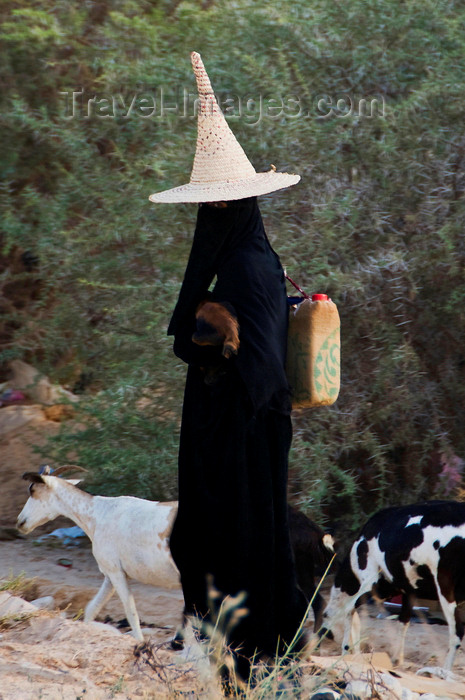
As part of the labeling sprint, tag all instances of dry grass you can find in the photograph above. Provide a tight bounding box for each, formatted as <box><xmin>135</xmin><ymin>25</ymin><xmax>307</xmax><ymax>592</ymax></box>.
<box><xmin>0</xmin><ymin>571</ymin><xmax>37</xmax><ymax>598</ymax></box>
<box><xmin>133</xmin><ymin>559</ymin><xmax>338</xmax><ymax>699</ymax></box>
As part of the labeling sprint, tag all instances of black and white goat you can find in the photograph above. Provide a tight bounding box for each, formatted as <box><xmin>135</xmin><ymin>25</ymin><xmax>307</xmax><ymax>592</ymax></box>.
<box><xmin>322</xmin><ymin>501</ymin><xmax>465</xmax><ymax>671</ymax></box>
<box><xmin>17</xmin><ymin>466</ymin><xmax>180</xmax><ymax>641</ymax></box>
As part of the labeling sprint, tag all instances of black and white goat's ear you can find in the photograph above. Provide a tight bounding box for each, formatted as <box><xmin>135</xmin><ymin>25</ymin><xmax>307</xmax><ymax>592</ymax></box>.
<box><xmin>22</xmin><ymin>472</ymin><xmax>46</xmax><ymax>484</ymax></box>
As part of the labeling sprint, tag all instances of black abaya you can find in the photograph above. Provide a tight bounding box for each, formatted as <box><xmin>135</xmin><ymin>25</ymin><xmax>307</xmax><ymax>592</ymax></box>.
<box><xmin>168</xmin><ymin>197</ymin><xmax>307</xmax><ymax>676</ymax></box>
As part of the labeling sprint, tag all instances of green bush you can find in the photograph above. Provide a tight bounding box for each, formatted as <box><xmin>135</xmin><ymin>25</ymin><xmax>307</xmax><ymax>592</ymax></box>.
<box><xmin>1</xmin><ymin>0</ymin><xmax>464</xmax><ymax>537</ymax></box>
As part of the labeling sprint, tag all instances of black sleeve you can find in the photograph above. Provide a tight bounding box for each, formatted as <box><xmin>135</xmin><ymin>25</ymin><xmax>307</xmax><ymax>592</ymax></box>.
<box><xmin>167</xmin><ymin>204</ymin><xmax>237</xmax><ymax>338</ymax></box>
<box><xmin>172</xmin><ymin>313</ymin><xmax>224</xmax><ymax>366</ymax></box>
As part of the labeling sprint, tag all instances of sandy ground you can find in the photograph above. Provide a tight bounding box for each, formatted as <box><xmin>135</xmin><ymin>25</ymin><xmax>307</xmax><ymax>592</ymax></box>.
<box><xmin>1</xmin><ymin>414</ymin><xmax>465</xmax><ymax>698</ymax></box>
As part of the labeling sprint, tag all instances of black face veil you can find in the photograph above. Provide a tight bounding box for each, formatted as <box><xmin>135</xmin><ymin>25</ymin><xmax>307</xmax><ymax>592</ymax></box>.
<box><xmin>168</xmin><ymin>197</ymin><xmax>291</xmax><ymax>414</ymax></box>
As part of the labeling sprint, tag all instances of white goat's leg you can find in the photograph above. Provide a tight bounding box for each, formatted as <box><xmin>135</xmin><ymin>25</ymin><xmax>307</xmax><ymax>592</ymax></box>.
<box><xmin>395</xmin><ymin>621</ymin><xmax>409</xmax><ymax>666</ymax></box>
<box><xmin>109</xmin><ymin>570</ymin><xmax>143</xmax><ymax>642</ymax></box>
<box><xmin>84</xmin><ymin>576</ymin><xmax>114</xmax><ymax>622</ymax></box>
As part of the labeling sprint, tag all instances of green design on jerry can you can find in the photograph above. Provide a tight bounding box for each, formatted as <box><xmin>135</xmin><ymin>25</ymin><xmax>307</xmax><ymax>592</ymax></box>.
<box><xmin>314</xmin><ymin>327</ymin><xmax>341</xmax><ymax>400</ymax></box>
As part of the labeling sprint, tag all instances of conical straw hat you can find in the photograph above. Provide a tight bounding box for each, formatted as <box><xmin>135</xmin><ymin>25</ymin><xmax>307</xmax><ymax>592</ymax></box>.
<box><xmin>149</xmin><ymin>52</ymin><xmax>300</xmax><ymax>203</ymax></box>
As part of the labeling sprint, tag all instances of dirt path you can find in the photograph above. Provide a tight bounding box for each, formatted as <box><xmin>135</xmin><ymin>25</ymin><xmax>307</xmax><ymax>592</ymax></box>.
<box><xmin>0</xmin><ymin>539</ymin><xmax>184</xmax><ymax>634</ymax></box>
<box><xmin>1</xmin><ymin>412</ymin><xmax>465</xmax><ymax>698</ymax></box>
<box><xmin>2</xmin><ymin>536</ymin><xmax>465</xmax><ymax>699</ymax></box>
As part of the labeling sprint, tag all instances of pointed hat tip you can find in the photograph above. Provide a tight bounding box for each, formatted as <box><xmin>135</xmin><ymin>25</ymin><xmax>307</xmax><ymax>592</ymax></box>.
<box><xmin>191</xmin><ymin>51</ymin><xmax>213</xmax><ymax>95</ymax></box>
<box><xmin>190</xmin><ymin>51</ymin><xmax>203</xmax><ymax>72</ymax></box>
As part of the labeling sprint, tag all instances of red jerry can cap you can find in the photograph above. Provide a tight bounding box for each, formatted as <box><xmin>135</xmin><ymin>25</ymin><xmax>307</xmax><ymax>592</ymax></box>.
<box><xmin>312</xmin><ymin>293</ymin><xmax>329</xmax><ymax>301</ymax></box>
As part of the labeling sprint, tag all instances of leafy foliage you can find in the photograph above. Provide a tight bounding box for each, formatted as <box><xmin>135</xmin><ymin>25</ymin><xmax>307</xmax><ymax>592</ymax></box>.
<box><xmin>1</xmin><ymin>0</ymin><xmax>464</xmax><ymax>535</ymax></box>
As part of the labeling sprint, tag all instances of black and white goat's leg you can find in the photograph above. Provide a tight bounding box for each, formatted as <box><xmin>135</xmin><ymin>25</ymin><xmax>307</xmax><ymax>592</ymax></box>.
<box><xmin>84</xmin><ymin>575</ymin><xmax>115</xmax><ymax>623</ymax></box>
<box><xmin>440</xmin><ymin>595</ymin><xmax>462</xmax><ymax>672</ymax></box>
<box><xmin>394</xmin><ymin>593</ymin><xmax>412</xmax><ymax>666</ymax></box>
<box><xmin>418</xmin><ymin>583</ymin><xmax>464</xmax><ymax>677</ymax></box>
<box><xmin>170</xmin><ymin>611</ymin><xmax>188</xmax><ymax>650</ymax></box>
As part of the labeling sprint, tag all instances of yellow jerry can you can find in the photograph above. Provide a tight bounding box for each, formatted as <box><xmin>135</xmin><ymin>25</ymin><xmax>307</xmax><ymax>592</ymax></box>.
<box><xmin>286</xmin><ymin>294</ymin><xmax>341</xmax><ymax>409</ymax></box>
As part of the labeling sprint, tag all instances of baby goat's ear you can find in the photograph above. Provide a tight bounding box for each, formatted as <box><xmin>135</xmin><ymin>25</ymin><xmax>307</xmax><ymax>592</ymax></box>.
<box><xmin>22</xmin><ymin>472</ymin><xmax>45</xmax><ymax>484</ymax></box>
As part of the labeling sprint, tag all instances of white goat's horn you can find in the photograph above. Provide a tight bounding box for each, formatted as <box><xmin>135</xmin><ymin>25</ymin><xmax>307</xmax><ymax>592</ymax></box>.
<box><xmin>52</xmin><ymin>465</ymin><xmax>88</xmax><ymax>477</ymax></box>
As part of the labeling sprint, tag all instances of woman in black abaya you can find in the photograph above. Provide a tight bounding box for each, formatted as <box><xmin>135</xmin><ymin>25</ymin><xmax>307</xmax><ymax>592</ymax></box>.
<box><xmin>168</xmin><ymin>197</ymin><xmax>308</xmax><ymax>680</ymax></box>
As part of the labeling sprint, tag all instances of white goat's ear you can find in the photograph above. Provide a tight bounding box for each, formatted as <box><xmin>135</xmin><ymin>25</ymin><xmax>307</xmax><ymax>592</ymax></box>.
<box><xmin>66</xmin><ymin>479</ymin><xmax>82</xmax><ymax>486</ymax></box>
<box><xmin>22</xmin><ymin>472</ymin><xmax>46</xmax><ymax>484</ymax></box>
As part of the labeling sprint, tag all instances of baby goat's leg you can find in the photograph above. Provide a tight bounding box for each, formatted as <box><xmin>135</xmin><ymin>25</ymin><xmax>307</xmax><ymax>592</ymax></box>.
<box><xmin>84</xmin><ymin>576</ymin><xmax>114</xmax><ymax>622</ymax></box>
<box><xmin>110</xmin><ymin>569</ymin><xmax>143</xmax><ymax>642</ymax></box>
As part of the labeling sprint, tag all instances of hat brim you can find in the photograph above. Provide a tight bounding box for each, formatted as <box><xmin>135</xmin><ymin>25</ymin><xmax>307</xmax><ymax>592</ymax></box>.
<box><xmin>148</xmin><ymin>171</ymin><xmax>300</xmax><ymax>203</ymax></box>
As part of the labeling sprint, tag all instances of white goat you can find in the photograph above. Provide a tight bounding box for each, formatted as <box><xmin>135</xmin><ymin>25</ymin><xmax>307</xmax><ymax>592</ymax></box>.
<box><xmin>17</xmin><ymin>465</ymin><xmax>180</xmax><ymax>641</ymax></box>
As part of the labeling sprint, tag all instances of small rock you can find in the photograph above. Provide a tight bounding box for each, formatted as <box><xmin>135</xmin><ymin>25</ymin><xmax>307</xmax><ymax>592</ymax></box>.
<box><xmin>344</xmin><ymin>680</ymin><xmax>372</xmax><ymax>699</ymax></box>
<box><xmin>43</xmin><ymin>404</ymin><xmax>76</xmax><ymax>422</ymax></box>
<box><xmin>30</xmin><ymin>595</ymin><xmax>55</xmax><ymax>611</ymax></box>
<box><xmin>0</xmin><ymin>405</ymin><xmax>46</xmax><ymax>437</ymax></box>
<box><xmin>0</xmin><ymin>591</ymin><xmax>37</xmax><ymax>616</ymax></box>
<box><xmin>417</xmin><ymin>666</ymin><xmax>459</xmax><ymax>682</ymax></box>
<box><xmin>85</xmin><ymin>621</ymin><xmax>124</xmax><ymax>636</ymax></box>
<box><xmin>6</xmin><ymin>360</ymin><xmax>78</xmax><ymax>405</ymax></box>
<box><xmin>28</xmin><ymin>616</ymin><xmax>63</xmax><ymax>640</ymax></box>
<box><xmin>379</xmin><ymin>672</ymin><xmax>403</xmax><ymax>698</ymax></box>
<box><xmin>344</xmin><ymin>678</ymin><xmax>405</xmax><ymax>700</ymax></box>
<box><xmin>310</xmin><ymin>689</ymin><xmax>341</xmax><ymax>700</ymax></box>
